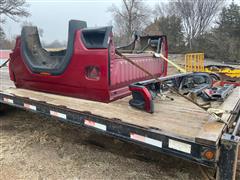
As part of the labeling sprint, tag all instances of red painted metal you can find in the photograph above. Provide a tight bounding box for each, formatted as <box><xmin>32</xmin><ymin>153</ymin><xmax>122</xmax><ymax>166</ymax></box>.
<box><xmin>0</xmin><ymin>50</ymin><xmax>11</xmax><ymax>59</ymax></box>
<box><xmin>129</xmin><ymin>85</ymin><xmax>153</xmax><ymax>113</ymax></box>
<box><xmin>9</xmin><ymin>31</ymin><xmax>168</xmax><ymax>102</ymax></box>
<box><xmin>220</xmin><ymin>81</ymin><xmax>240</xmax><ymax>87</ymax></box>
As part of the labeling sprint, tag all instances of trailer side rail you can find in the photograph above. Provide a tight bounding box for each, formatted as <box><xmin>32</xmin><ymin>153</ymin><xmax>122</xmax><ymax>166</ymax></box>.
<box><xmin>0</xmin><ymin>91</ymin><xmax>218</xmax><ymax>167</ymax></box>
<box><xmin>1</xmin><ymin>90</ymin><xmax>240</xmax><ymax>180</ymax></box>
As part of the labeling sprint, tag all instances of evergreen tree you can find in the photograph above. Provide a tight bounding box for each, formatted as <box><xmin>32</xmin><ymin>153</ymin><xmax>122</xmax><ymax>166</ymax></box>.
<box><xmin>213</xmin><ymin>2</ymin><xmax>240</xmax><ymax>61</ymax></box>
<box><xmin>217</xmin><ymin>2</ymin><xmax>240</xmax><ymax>38</ymax></box>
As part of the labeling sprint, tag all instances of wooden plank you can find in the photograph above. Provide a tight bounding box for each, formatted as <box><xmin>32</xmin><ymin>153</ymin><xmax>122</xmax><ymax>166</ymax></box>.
<box><xmin>219</xmin><ymin>87</ymin><xmax>240</xmax><ymax>123</ymax></box>
<box><xmin>3</xmin><ymin>87</ymin><xmax>239</xmax><ymax>145</ymax></box>
<box><xmin>3</xmin><ymin>88</ymin><xmax>209</xmax><ymax>141</ymax></box>
<box><xmin>196</xmin><ymin>87</ymin><xmax>240</xmax><ymax>145</ymax></box>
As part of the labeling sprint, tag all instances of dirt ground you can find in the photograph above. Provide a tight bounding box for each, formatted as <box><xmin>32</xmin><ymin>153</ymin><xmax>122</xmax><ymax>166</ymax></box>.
<box><xmin>1</xmin><ymin>108</ymin><xmax>212</xmax><ymax>180</ymax></box>
<box><xmin>0</xmin><ymin>55</ymin><xmax>239</xmax><ymax>180</ymax></box>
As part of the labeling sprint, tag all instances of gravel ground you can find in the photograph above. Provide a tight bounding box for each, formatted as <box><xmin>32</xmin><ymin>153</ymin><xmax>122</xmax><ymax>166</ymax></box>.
<box><xmin>0</xmin><ymin>109</ymin><xmax>211</xmax><ymax>180</ymax></box>
<box><xmin>0</xmin><ymin>55</ymin><xmax>239</xmax><ymax>179</ymax></box>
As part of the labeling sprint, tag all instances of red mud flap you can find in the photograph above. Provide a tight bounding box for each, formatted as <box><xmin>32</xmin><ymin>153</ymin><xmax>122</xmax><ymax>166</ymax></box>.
<box><xmin>129</xmin><ymin>84</ymin><xmax>154</xmax><ymax>113</ymax></box>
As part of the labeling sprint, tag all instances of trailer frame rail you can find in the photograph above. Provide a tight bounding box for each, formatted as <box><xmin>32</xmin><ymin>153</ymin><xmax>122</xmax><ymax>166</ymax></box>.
<box><xmin>1</xmin><ymin>90</ymin><xmax>239</xmax><ymax>180</ymax></box>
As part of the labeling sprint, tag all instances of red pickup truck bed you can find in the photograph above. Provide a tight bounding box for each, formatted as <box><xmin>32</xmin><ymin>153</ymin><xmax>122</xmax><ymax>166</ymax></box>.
<box><xmin>8</xmin><ymin>20</ymin><xmax>168</xmax><ymax>103</ymax></box>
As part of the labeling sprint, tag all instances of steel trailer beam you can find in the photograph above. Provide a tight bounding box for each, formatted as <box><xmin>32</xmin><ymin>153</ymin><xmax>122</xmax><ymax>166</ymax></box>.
<box><xmin>1</xmin><ymin>91</ymin><xmax>240</xmax><ymax>180</ymax></box>
<box><xmin>0</xmin><ymin>92</ymin><xmax>217</xmax><ymax>167</ymax></box>
<box><xmin>217</xmin><ymin>133</ymin><xmax>239</xmax><ymax>180</ymax></box>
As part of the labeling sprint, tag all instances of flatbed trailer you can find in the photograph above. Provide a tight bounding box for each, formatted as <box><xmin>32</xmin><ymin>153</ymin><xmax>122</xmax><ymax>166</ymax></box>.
<box><xmin>0</xmin><ymin>87</ymin><xmax>239</xmax><ymax>180</ymax></box>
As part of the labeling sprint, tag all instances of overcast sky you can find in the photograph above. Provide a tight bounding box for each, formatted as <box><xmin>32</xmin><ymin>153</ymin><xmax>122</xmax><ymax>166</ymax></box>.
<box><xmin>2</xmin><ymin>0</ymin><xmax>239</xmax><ymax>43</ymax></box>
<box><xmin>2</xmin><ymin>0</ymin><xmax>122</xmax><ymax>43</ymax></box>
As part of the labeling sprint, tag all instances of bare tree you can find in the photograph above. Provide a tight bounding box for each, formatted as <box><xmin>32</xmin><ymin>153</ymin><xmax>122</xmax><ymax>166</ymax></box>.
<box><xmin>173</xmin><ymin>0</ymin><xmax>225</xmax><ymax>49</ymax></box>
<box><xmin>109</xmin><ymin>0</ymin><xmax>151</xmax><ymax>44</ymax></box>
<box><xmin>152</xmin><ymin>2</ymin><xmax>176</xmax><ymax>18</ymax></box>
<box><xmin>0</xmin><ymin>0</ymin><xmax>29</xmax><ymax>38</ymax></box>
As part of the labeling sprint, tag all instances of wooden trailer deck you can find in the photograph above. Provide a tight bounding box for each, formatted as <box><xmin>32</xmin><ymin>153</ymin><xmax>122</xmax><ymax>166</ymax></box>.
<box><xmin>2</xmin><ymin>87</ymin><xmax>240</xmax><ymax>146</ymax></box>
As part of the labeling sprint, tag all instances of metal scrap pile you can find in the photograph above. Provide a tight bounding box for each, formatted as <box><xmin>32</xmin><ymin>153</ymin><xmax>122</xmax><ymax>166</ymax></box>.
<box><xmin>202</xmin><ymin>84</ymin><xmax>235</xmax><ymax>102</ymax></box>
<box><xmin>129</xmin><ymin>72</ymin><xmax>236</xmax><ymax>113</ymax></box>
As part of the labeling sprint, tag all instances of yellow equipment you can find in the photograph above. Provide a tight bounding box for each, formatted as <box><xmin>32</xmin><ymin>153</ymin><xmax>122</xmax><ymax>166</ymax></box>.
<box><xmin>204</xmin><ymin>66</ymin><xmax>240</xmax><ymax>78</ymax></box>
<box><xmin>185</xmin><ymin>53</ymin><xmax>240</xmax><ymax>78</ymax></box>
<box><xmin>185</xmin><ymin>53</ymin><xmax>205</xmax><ymax>72</ymax></box>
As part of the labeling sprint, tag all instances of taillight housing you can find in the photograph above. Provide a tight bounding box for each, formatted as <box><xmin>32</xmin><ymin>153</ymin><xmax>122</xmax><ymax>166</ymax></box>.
<box><xmin>201</xmin><ymin>148</ymin><xmax>215</xmax><ymax>161</ymax></box>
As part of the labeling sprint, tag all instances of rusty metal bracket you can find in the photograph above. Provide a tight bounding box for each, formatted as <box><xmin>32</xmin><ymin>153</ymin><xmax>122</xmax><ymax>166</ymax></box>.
<box><xmin>217</xmin><ymin>133</ymin><xmax>240</xmax><ymax>180</ymax></box>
